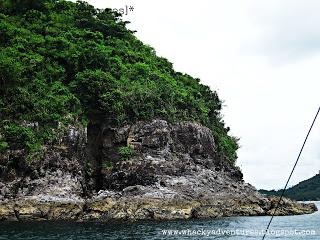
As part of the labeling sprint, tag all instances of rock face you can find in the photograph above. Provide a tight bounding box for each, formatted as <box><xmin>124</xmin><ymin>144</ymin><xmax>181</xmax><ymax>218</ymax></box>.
<box><xmin>0</xmin><ymin>119</ymin><xmax>317</xmax><ymax>221</ymax></box>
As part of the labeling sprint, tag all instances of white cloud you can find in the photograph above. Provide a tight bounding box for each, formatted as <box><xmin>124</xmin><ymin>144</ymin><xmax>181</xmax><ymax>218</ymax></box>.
<box><xmin>247</xmin><ymin>0</ymin><xmax>320</xmax><ymax>63</ymax></box>
<box><xmin>76</xmin><ymin>0</ymin><xmax>320</xmax><ymax>189</ymax></box>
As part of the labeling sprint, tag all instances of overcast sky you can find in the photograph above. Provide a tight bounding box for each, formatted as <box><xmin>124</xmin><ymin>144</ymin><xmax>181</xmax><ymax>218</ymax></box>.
<box><xmin>78</xmin><ymin>0</ymin><xmax>320</xmax><ymax>190</ymax></box>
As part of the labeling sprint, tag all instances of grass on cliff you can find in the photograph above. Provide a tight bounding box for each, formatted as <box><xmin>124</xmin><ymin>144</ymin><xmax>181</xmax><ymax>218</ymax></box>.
<box><xmin>0</xmin><ymin>0</ymin><xmax>239</xmax><ymax>164</ymax></box>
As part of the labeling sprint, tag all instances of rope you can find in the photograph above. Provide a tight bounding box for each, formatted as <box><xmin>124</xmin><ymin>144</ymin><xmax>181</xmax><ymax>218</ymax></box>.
<box><xmin>261</xmin><ymin>106</ymin><xmax>320</xmax><ymax>240</ymax></box>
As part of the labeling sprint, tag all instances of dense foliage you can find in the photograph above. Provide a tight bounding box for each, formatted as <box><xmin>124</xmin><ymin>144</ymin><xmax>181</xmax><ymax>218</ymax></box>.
<box><xmin>259</xmin><ymin>174</ymin><xmax>320</xmax><ymax>201</ymax></box>
<box><xmin>0</xmin><ymin>0</ymin><xmax>239</xmax><ymax>164</ymax></box>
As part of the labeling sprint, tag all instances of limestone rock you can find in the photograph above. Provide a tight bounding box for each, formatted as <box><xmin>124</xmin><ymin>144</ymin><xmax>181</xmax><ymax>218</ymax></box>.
<box><xmin>0</xmin><ymin>120</ymin><xmax>317</xmax><ymax>221</ymax></box>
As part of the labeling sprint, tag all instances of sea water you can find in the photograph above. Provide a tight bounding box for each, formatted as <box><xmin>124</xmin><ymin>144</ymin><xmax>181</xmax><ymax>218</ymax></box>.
<box><xmin>0</xmin><ymin>202</ymin><xmax>319</xmax><ymax>240</ymax></box>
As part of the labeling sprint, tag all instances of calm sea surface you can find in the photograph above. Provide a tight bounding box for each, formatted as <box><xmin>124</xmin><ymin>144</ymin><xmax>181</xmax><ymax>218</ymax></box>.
<box><xmin>0</xmin><ymin>202</ymin><xmax>319</xmax><ymax>240</ymax></box>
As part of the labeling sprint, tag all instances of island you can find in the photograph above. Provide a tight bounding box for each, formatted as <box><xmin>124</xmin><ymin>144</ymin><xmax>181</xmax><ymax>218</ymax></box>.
<box><xmin>0</xmin><ymin>0</ymin><xmax>317</xmax><ymax>221</ymax></box>
<box><xmin>260</xmin><ymin>173</ymin><xmax>320</xmax><ymax>201</ymax></box>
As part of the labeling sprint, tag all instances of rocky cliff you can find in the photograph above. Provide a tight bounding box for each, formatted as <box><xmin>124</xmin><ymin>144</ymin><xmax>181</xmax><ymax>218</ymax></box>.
<box><xmin>0</xmin><ymin>119</ymin><xmax>317</xmax><ymax>221</ymax></box>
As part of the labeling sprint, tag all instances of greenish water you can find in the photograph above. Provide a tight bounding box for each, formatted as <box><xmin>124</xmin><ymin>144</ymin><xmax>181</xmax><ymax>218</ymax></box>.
<box><xmin>0</xmin><ymin>202</ymin><xmax>319</xmax><ymax>240</ymax></box>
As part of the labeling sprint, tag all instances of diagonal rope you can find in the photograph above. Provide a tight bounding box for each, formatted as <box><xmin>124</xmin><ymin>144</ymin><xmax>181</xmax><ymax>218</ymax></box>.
<box><xmin>261</xmin><ymin>106</ymin><xmax>320</xmax><ymax>240</ymax></box>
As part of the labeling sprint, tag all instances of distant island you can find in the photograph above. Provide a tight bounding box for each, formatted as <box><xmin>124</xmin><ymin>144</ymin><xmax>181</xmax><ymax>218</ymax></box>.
<box><xmin>259</xmin><ymin>173</ymin><xmax>320</xmax><ymax>201</ymax></box>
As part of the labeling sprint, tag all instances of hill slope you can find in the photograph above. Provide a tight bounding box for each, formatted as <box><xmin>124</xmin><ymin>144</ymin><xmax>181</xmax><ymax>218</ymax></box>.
<box><xmin>0</xmin><ymin>0</ymin><xmax>238</xmax><ymax>166</ymax></box>
<box><xmin>0</xmin><ymin>0</ymin><xmax>317</xmax><ymax>221</ymax></box>
<box><xmin>259</xmin><ymin>174</ymin><xmax>320</xmax><ymax>201</ymax></box>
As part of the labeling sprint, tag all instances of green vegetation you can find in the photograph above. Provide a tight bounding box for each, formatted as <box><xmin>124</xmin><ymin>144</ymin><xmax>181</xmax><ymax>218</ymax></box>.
<box><xmin>0</xmin><ymin>141</ymin><xmax>9</xmax><ymax>152</ymax></box>
<box><xmin>259</xmin><ymin>174</ymin><xmax>320</xmax><ymax>201</ymax></box>
<box><xmin>102</xmin><ymin>160</ymin><xmax>113</xmax><ymax>170</ymax></box>
<box><xmin>118</xmin><ymin>146</ymin><xmax>135</xmax><ymax>160</ymax></box>
<box><xmin>0</xmin><ymin>0</ymin><xmax>238</xmax><ymax>164</ymax></box>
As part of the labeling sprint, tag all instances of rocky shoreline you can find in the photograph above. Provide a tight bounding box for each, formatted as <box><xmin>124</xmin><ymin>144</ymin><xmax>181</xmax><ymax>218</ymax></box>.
<box><xmin>0</xmin><ymin>120</ymin><xmax>317</xmax><ymax>221</ymax></box>
<box><xmin>0</xmin><ymin>194</ymin><xmax>317</xmax><ymax>221</ymax></box>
